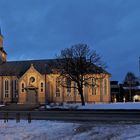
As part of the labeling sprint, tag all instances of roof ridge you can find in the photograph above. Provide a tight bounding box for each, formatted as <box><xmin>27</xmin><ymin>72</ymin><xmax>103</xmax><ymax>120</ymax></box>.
<box><xmin>7</xmin><ymin>58</ymin><xmax>56</xmax><ymax>63</ymax></box>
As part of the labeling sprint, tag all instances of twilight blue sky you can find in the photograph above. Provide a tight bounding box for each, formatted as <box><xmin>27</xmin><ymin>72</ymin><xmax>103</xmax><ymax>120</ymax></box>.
<box><xmin>0</xmin><ymin>0</ymin><xmax>140</xmax><ymax>82</ymax></box>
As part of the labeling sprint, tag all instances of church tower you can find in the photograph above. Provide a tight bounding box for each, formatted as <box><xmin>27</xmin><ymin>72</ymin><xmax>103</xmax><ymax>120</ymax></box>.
<box><xmin>0</xmin><ymin>28</ymin><xmax>7</xmax><ymax>64</ymax></box>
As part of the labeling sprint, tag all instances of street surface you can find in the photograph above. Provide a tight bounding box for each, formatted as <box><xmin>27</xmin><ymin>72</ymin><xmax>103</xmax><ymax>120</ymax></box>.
<box><xmin>1</xmin><ymin>110</ymin><xmax>140</xmax><ymax>121</ymax></box>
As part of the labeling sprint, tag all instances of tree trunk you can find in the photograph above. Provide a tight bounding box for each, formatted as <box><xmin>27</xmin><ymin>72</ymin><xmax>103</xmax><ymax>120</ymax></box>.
<box><xmin>78</xmin><ymin>87</ymin><xmax>85</xmax><ymax>106</ymax></box>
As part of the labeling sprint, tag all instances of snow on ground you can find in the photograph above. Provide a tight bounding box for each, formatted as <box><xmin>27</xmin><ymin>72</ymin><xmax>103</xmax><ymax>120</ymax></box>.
<box><xmin>46</xmin><ymin>102</ymin><xmax>140</xmax><ymax>110</ymax></box>
<box><xmin>1</xmin><ymin>120</ymin><xmax>140</xmax><ymax>140</ymax></box>
<box><xmin>79</xmin><ymin>102</ymin><xmax>140</xmax><ymax>110</ymax></box>
<box><xmin>0</xmin><ymin>120</ymin><xmax>78</xmax><ymax>140</ymax></box>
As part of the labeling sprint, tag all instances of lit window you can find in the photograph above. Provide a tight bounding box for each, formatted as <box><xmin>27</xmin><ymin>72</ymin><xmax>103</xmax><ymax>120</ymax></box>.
<box><xmin>56</xmin><ymin>79</ymin><xmax>60</xmax><ymax>97</ymax></box>
<box><xmin>74</xmin><ymin>82</ymin><xmax>77</xmax><ymax>95</ymax></box>
<box><xmin>100</xmin><ymin>79</ymin><xmax>103</xmax><ymax>95</ymax></box>
<box><xmin>4</xmin><ymin>80</ymin><xmax>9</xmax><ymax>98</ymax></box>
<box><xmin>91</xmin><ymin>79</ymin><xmax>96</xmax><ymax>95</ymax></box>
<box><xmin>66</xmin><ymin>78</ymin><xmax>71</xmax><ymax>96</ymax></box>
<box><xmin>104</xmin><ymin>79</ymin><xmax>107</xmax><ymax>95</ymax></box>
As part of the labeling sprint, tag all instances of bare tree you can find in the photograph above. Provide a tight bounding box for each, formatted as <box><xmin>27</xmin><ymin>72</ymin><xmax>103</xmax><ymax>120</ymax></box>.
<box><xmin>53</xmin><ymin>44</ymin><xmax>107</xmax><ymax>105</ymax></box>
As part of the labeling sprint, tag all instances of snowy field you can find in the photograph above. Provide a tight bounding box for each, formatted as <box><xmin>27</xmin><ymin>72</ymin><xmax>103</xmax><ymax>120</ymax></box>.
<box><xmin>46</xmin><ymin>102</ymin><xmax>140</xmax><ymax>110</ymax></box>
<box><xmin>1</xmin><ymin>120</ymin><xmax>140</xmax><ymax>140</ymax></box>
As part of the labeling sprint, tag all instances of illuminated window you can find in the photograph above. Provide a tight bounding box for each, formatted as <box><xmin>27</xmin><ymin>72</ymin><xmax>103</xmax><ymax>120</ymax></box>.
<box><xmin>56</xmin><ymin>79</ymin><xmax>60</xmax><ymax>97</ymax></box>
<box><xmin>2</xmin><ymin>53</ymin><xmax>5</xmax><ymax>57</ymax></box>
<box><xmin>74</xmin><ymin>82</ymin><xmax>77</xmax><ymax>95</ymax></box>
<box><xmin>4</xmin><ymin>80</ymin><xmax>10</xmax><ymax>98</ymax></box>
<box><xmin>66</xmin><ymin>78</ymin><xmax>71</xmax><ymax>96</ymax></box>
<box><xmin>91</xmin><ymin>78</ymin><xmax>96</xmax><ymax>95</ymax></box>
<box><xmin>104</xmin><ymin>79</ymin><xmax>107</xmax><ymax>95</ymax></box>
<box><xmin>100</xmin><ymin>79</ymin><xmax>103</xmax><ymax>95</ymax></box>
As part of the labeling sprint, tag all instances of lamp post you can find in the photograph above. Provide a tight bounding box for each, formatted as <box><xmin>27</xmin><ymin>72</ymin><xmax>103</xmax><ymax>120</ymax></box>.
<box><xmin>123</xmin><ymin>97</ymin><xmax>125</xmax><ymax>103</ymax></box>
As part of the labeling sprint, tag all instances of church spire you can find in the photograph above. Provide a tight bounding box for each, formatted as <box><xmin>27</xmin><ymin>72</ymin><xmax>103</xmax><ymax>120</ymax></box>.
<box><xmin>0</xmin><ymin>27</ymin><xmax>7</xmax><ymax>64</ymax></box>
<box><xmin>0</xmin><ymin>27</ymin><xmax>3</xmax><ymax>48</ymax></box>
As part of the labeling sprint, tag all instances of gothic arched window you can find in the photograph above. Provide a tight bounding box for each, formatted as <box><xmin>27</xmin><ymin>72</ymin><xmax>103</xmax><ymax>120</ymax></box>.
<box><xmin>104</xmin><ymin>79</ymin><xmax>107</xmax><ymax>95</ymax></box>
<box><xmin>21</xmin><ymin>83</ymin><xmax>25</xmax><ymax>93</ymax></box>
<box><xmin>40</xmin><ymin>82</ymin><xmax>44</xmax><ymax>93</ymax></box>
<box><xmin>66</xmin><ymin>78</ymin><xmax>71</xmax><ymax>96</ymax></box>
<box><xmin>56</xmin><ymin>78</ymin><xmax>60</xmax><ymax>97</ymax></box>
<box><xmin>4</xmin><ymin>79</ymin><xmax>10</xmax><ymax>98</ymax></box>
<box><xmin>91</xmin><ymin>78</ymin><xmax>96</xmax><ymax>95</ymax></box>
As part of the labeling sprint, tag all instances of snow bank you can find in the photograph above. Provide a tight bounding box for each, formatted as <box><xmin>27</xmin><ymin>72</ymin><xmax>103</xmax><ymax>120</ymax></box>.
<box><xmin>46</xmin><ymin>102</ymin><xmax>140</xmax><ymax>110</ymax></box>
<box><xmin>0</xmin><ymin>105</ymin><xmax>4</xmax><ymax>108</ymax></box>
<box><xmin>79</xmin><ymin>102</ymin><xmax>140</xmax><ymax>110</ymax></box>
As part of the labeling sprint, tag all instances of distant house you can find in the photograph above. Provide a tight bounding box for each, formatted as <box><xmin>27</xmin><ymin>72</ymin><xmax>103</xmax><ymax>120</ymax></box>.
<box><xmin>123</xmin><ymin>83</ymin><xmax>140</xmax><ymax>102</ymax></box>
<box><xmin>0</xmin><ymin>30</ymin><xmax>111</xmax><ymax>104</ymax></box>
<box><xmin>110</xmin><ymin>80</ymin><xmax>140</xmax><ymax>102</ymax></box>
<box><xmin>110</xmin><ymin>81</ymin><xmax>120</xmax><ymax>102</ymax></box>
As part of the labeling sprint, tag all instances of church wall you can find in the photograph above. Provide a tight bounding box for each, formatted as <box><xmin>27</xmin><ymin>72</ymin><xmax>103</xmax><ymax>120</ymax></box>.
<box><xmin>19</xmin><ymin>93</ymin><xmax>27</xmax><ymax>104</ymax></box>
<box><xmin>46</xmin><ymin>74</ymin><xmax>111</xmax><ymax>103</ymax></box>
<box><xmin>87</xmin><ymin>86</ymin><xmax>101</xmax><ymax>103</ymax></box>
<box><xmin>0</xmin><ymin>69</ymin><xmax>111</xmax><ymax>104</ymax></box>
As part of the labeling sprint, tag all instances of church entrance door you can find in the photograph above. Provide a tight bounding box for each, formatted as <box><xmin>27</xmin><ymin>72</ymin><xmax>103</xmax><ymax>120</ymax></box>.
<box><xmin>26</xmin><ymin>88</ymin><xmax>38</xmax><ymax>104</ymax></box>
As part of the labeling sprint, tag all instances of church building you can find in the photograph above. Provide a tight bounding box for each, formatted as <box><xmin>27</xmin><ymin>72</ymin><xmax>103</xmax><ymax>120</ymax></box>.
<box><xmin>0</xmin><ymin>30</ymin><xmax>111</xmax><ymax>104</ymax></box>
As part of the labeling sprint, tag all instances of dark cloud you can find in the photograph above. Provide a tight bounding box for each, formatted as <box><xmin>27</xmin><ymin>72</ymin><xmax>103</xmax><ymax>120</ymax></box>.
<box><xmin>0</xmin><ymin>0</ymin><xmax>140</xmax><ymax>81</ymax></box>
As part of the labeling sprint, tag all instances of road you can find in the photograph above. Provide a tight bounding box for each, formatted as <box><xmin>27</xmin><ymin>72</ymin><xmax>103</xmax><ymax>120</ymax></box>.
<box><xmin>0</xmin><ymin>110</ymin><xmax>140</xmax><ymax>121</ymax></box>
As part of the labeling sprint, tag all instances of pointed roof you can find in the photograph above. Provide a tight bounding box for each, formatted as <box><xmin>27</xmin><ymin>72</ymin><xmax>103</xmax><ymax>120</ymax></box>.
<box><xmin>0</xmin><ymin>59</ymin><xmax>110</xmax><ymax>77</ymax></box>
<box><xmin>0</xmin><ymin>27</ymin><xmax>6</xmax><ymax>54</ymax></box>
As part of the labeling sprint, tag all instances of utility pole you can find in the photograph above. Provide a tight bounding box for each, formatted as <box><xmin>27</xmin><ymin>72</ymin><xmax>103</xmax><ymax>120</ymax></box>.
<box><xmin>138</xmin><ymin>56</ymin><xmax>140</xmax><ymax>83</ymax></box>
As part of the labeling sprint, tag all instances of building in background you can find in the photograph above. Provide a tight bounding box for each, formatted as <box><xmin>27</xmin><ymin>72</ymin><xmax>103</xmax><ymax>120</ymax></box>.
<box><xmin>110</xmin><ymin>81</ymin><xmax>120</xmax><ymax>102</ymax></box>
<box><xmin>110</xmin><ymin>80</ymin><xmax>140</xmax><ymax>102</ymax></box>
